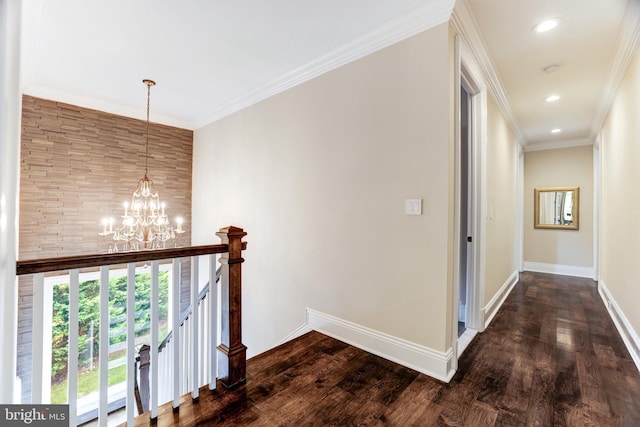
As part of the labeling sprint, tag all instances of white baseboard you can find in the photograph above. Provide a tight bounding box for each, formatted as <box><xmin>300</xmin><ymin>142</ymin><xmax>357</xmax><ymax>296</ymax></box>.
<box><xmin>305</xmin><ymin>308</ymin><xmax>455</xmax><ymax>382</ymax></box>
<box><xmin>523</xmin><ymin>261</ymin><xmax>594</xmax><ymax>279</ymax></box>
<box><xmin>457</xmin><ymin>328</ymin><xmax>477</xmax><ymax>356</ymax></box>
<box><xmin>276</xmin><ymin>323</ymin><xmax>313</xmax><ymax>346</ymax></box>
<box><xmin>483</xmin><ymin>270</ymin><xmax>519</xmax><ymax>328</ymax></box>
<box><xmin>598</xmin><ymin>280</ymin><xmax>640</xmax><ymax>373</ymax></box>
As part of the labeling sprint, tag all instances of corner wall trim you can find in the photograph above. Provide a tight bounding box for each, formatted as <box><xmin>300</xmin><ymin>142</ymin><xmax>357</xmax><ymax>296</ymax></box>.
<box><xmin>483</xmin><ymin>270</ymin><xmax>519</xmax><ymax>328</ymax></box>
<box><xmin>306</xmin><ymin>308</ymin><xmax>455</xmax><ymax>382</ymax></box>
<box><xmin>523</xmin><ymin>261</ymin><xmax>594</xmax><ymax>279</ymax></box>
<box><xmin>598</xmin><ymin>280</ymin><xmax>640</xmax><ymax>373</ymax></box>
<box><xmin>276</xmin><ymin>323</ymin><xmax>312</xmax><ymax>346</ymax></box>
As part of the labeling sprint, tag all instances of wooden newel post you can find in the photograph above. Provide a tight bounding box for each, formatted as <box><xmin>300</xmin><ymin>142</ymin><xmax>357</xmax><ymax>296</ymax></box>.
<box><xmin>216</xmin><ymin>225</ymin><xmax>247</xmax><ymax>388</ymax></box>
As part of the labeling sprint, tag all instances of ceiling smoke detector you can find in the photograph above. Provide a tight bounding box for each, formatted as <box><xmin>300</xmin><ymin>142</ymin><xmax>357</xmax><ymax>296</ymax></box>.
<box><xmin>543</xmin><ymin>64</ymin><xmax>561</xmax><ymax>74</ymax></box>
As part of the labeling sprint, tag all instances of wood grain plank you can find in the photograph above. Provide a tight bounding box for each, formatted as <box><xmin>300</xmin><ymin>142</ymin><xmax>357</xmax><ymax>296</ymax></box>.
<box><xmin>120</xmin><ymin>272</ymin><xmax>640</xmax><ymax>427</ymax></box>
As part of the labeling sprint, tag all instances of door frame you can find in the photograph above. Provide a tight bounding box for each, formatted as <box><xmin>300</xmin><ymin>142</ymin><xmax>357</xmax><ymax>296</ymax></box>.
<box><xmin>453</xmin><ymin>36</ymin><xmax>487</xmax><ymax>360</ymax></box>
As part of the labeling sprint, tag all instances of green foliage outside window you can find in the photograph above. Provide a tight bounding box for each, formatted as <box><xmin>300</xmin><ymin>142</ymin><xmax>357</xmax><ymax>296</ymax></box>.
<box><xmin>50</xmin><ymin>271</ymin><xmax>170</xmax><ymax>384</ymax></box>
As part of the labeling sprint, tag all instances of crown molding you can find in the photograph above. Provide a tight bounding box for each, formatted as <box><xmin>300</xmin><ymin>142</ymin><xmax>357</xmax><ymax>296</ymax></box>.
<box><xmin>523</xmin><ymin>138</ymin><xmax>593</xmax><ymax>152</ymax></box>
<box><xmin>23</xmin><ymin>1</ymin><xmax>456</xmax><ymax>131</ymax></box>
<box><xmin>451</xmin><ymin>0</ymin><xmax>525</xmax><ymax>146</ymax></box>
<box><xmin>192</xmin><ymin>0</ymin><xmax>456</xmax><ymax>129</ymax></box>
<box><xmin>590</xmin><ymin>0</ymin><xmax>640</xmax><ymax>139</ymax></box>
<box><xmin>22</xmin><ymin>85</ymin><xmax>194</xmax><ymax>130</ymax></box>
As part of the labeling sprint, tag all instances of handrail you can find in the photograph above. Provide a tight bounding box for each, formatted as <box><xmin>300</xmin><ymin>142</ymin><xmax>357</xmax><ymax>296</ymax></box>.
<box><xmin>16</xmin><ymin>242</ymin><xmax>247</xmax><ymax>276</ymax></box>
<box><xmin>18</xmin><ymin>225</ymin><xmax>247</xmax><ymax>426</ymax></box>
<box><xmin>156</xmin><ymin>266</ymin><xmax>222</xmax><ymax>354</ymax></box>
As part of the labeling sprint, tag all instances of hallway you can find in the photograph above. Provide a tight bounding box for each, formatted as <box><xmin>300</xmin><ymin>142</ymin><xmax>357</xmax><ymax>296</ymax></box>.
<box><xmin>128</xmin><ymin>272</ymin><xmax>640</xmax><ymax>426</ymax></box>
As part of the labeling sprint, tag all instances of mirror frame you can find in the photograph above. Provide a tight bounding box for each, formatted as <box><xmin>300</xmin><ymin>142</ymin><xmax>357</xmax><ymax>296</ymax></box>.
<box><xmin>534</xmin><ymin>186</ymin><xmax>579</xmax><ymax>230</ymax></box>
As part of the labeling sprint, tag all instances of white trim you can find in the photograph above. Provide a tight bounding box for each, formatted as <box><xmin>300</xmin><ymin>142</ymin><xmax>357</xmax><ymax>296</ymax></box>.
<box><xmin>0</xmin><ymin>0</ymin><xmax>23</xmax><ymax>403</ymax></box>
<box><xmin>451</xmin><ymin>0</ymin><xmax>524</xmax><ymax>145</ymax></box>
<box><xmin>276</xmin><ymin>323</ymin><xmax>313</xmax><ymax>346</ymax></box>
<box><xmin>598</xmin><ymin>280</ymin><xmax>640</xmax><ymax>373</ymax></box>
<box><xmin>192</xmin><ymin>0</ymin><xmax>455</xmax><ymax>128</ymax></box>
<box><xmin>457</xmin><ymin>328</ymin><xmax>477</xmax><ymax>356</ymax></box>
<box><xmin>590</xmin><ymin>0</ymin><xmax>640</xmax><ymax>140</ymax></box>
<box><xmin>522</xmin><ymin>138</ymin><xmax>593</xmax><ymax>152</ymax></box>
<box><xmin>306</xmin><ymin>308</ymin><xmax>455</xmax><ymax>383</ymax></box>
<box><xmin>523</xmin><ymin>261</ymin><xmax>595</xmax><ymax>278</ymax></box>
<box><xmin>593</xmin><ymin>141</ymin><xmax>601</xmax><ymax>281</ymax></box>
<box><xmin>518</xmin><ymin>147</ymin><xmax>525</xmax><ymax>272</ymax></box>
<box><xmin>455</xmin><ymin>35</ymin><xmax>487</xmax><ymax>335</ymax></box>
<box><xmin>451</xmin><ymin>35</ymin><xmax>464</xmax><ymax>373</ymax></box>
<box><xmin>483</xmin><ymin>270</ymin><xmax>518</xmax><ymax>328</ymax></box>
<box><xmin>22</xmin><ymin>1</ymin><xmax>455</xmax><ymax>131</ymax></box>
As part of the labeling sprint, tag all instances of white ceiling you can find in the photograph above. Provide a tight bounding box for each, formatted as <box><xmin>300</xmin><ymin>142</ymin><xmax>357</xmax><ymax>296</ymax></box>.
<box><xmin>21</xmin><ymin>0</ymin><xmax>639</xmax><ymax>149</ymax></box>
<box><xmin>21</xmin><ymin>0</ymin><xmax>454</xmax><ymax>129</ymax></box>
<box><xmin>467</xmin><ymin>0</ymin><xmax>635</xmax><ymax>149</ymax></box>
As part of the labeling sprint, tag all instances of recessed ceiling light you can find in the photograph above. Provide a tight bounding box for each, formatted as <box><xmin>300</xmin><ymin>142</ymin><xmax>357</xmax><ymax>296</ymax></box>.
<box><xmin>545</xmin><ymin>95</ymin><xmax>560</xmax><ymax>103</ymax></box>
<box><xmin>534</xmin><ymin>19</ymin><xmax>560</xmax><ymax>33</ymax></box>
<box><xmin>551</xmin><ymin>128</ymin><xmax>562</xmax><ymax>134</ymax></box>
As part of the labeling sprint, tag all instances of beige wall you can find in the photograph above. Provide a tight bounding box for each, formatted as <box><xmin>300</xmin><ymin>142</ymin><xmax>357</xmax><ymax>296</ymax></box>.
<box><xmin>193</xmin><ymin>24</ymin><xmax>454</xmax><ymax>356</ymax></box>
<box><xmin>484</xmin><ymin>95</ymin><xmax>519</xmax><ymax>302</ymax></box>
<box><xmin>600</xmin><ymin>46</ymin><xmax>640</xmax><ymax>337</ymax></box>
<box><xmin>523</xmin><ymin>146</ymin><xmax>593</xmax><ymax>269</ymax></box>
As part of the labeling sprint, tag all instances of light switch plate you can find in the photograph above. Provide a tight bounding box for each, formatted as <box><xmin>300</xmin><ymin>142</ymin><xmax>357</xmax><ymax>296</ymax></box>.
<box><xmin>405</xmin><ymin>198</ymin><xmax>422</xmax><ymax>215</ymax></box>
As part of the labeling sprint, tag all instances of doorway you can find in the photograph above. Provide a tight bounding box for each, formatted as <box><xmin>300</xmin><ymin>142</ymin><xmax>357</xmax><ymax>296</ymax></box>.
<box><xmin>455</xmin><ymin>49</ymin><xmax>484</xmax><ymax>358</ymax></box>
<box><xmin>458</xmin><ymin>83</ymin><xmax>472</xmax><ymax>338</ymax></box>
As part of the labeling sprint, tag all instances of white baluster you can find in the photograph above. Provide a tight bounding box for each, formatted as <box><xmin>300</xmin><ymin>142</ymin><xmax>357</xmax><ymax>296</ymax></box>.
<box><xmin>68</xmin><ymin>269</ymin><xmax>79</xmax><ymax>426</ymax></box>
<box><xmin>172</xmin><ymin>258</ymin><xmax>180</xmax><ymax>408</ymax></box>
<box><xmin>31</xmin><ymin>273</ymin><xmax>46</xmax><ymax>403</ymax></box>
<box><xmin>126</xmin><ymin>263</ymin><xmax>135</xmax><ymax>426</ymax></box>
<box><xmin>99</xmin><ymin>266</ymin><xmax>109</xmax><ymax>427</ymax></box>
<box><xmin>150</xmin><ymin>260</ymin><xmax>159</xmax><ymax>419</ymax></box>
<box><xmin>209</xmin><ymin>254</ymin><xmax>218</xmax><ymax>390</ymax></box>
<box><xmin>191</xmin><ymin>256</ymin><xmax>199</xmax><ymax>399</ymax></box>
<box><xmin>201</xmin><ymin>289</ymin><xmax>208</xmax><ymax>387</ymax></box>
<box><xmin>183</xmin><ymin>318</ymin><xmax>189</xmax><ymax>394</ymax></box>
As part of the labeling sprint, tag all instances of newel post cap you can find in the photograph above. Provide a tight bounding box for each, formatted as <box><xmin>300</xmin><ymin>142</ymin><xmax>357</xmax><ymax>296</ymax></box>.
<box><xmin>216</xmin><ymin>225</ymin><xmax>247</xmax><ymax>242</ymax></box>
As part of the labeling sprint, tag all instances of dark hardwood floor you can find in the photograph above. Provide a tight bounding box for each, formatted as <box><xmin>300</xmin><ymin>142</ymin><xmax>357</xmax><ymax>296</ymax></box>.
<box><xmin>128</xmin><ymin>272</ymin><xmax>640</xmax><ymax>426</ymax></box>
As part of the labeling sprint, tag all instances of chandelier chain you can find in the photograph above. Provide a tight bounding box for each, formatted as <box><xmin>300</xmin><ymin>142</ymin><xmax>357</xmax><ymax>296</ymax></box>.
<box><xmin>144</xmin><ymin>79</ymin><xmax>155</xmax><ymax>178</ymax></box>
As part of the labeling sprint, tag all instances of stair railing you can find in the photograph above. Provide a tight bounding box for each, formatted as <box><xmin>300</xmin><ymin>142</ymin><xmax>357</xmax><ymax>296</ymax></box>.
<box><xmin>135</xmin><ymin>266</ymin><xmax>221</xmax><ymax>413</ymax></box>
<box><xmin>16</xmin><ymin>225</ymin><xmax>247</xmax><ymax>427</ymax></box>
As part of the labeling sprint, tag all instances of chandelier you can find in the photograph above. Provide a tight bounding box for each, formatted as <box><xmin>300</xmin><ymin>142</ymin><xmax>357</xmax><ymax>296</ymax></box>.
<box><xmin>99</xmin><ymin>79</ymin><xmax>185</xmax><ymax>252</ymax></box>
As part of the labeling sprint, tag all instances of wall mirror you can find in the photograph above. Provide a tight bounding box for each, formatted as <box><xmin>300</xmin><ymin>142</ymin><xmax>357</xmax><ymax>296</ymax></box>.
<box><xmin>534</xmin><ymin>187</ymin><xmax>579</xmax><ymax>230</ymax></box>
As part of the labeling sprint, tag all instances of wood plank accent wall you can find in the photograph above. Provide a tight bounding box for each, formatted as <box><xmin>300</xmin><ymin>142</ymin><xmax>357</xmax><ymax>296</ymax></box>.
<box><xmin>19</xmin><ymin>95</ymin><xmax>193</xmax><ymax>257</ymax></box>
<box><xmin>17</xmin><ymin>95</ymin><xmax>193</xmax><ymax>402</ymax></box>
